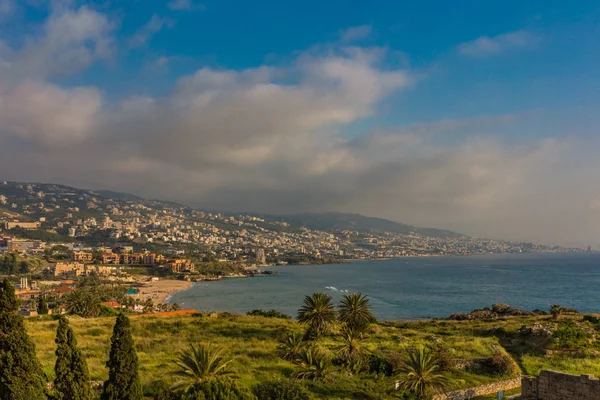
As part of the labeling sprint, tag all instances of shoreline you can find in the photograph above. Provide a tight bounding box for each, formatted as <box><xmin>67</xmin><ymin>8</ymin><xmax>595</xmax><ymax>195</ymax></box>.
<box><xmin>137</xmin><ymin>279</ymin><xmax>194</xmax><ymax>304</ymax></box>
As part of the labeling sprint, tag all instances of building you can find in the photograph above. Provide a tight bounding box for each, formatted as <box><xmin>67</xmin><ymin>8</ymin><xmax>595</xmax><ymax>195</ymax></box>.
<box><xmin>72</xmin><ymin>251</ymin><xmax>93</xmax><ymax>262</ymax></box>
<box><xmin>4</xmin><ymin>221</ymin><xmax>40</xmax><ymax>230</ymax></box>
<box><xmin>166</xmin><ymin>259</ymin><xmax>195</xmax><ymax>273</ymax></box>
<box><xmin>102</xmin><ymin>253</ymin><xmax>121</xmax><ymax>264</ymax></box>
<box><xmin>255</xmin><ymin>248</ymin><xmax>266</xmax><ymax>264</ymax></box>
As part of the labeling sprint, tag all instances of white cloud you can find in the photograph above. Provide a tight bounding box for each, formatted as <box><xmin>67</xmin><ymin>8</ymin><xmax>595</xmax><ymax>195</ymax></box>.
<box><xmin>168</xmin><ymin>0</ymin><xmax>203</xmax><ymax>11</ymax></box>
<box><xmin>0</xmin><ymin>5</ymin><xmax>114</xmax><ymax>81</ymax></box>
<box><xmin>340</xmin><ymin>25</ymin><xmax>372</xmax><ymax>43</ymax></box>
<box><xmin>458</xmin><ymin>30</ymin><xmax>540</xmax><ymax>56</ymax></box>
<box><xmin>128</xmin><ymin>14</ymin><xmax>172</xmax><ymax>48</ymax></box>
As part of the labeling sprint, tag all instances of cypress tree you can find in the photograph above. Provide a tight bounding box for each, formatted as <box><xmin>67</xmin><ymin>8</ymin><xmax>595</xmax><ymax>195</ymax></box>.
<box><xmin>37</xmin><ymin>296</ymin><xmax>49</xmax><ymax>315</ymax></box>
<box><xmin>54</xmin><ymin>317</ymin><xmax>93</xmax><ymax>400</ymax></box>
<box><xmin>0</xmin><ymin>278</ymin><xmax>47</xmax><ymax>399</ymax></box>
<box><xmin>101</xmin><ymin>313</ymin><xmax>142</xmax><ymax>400</ymax></box>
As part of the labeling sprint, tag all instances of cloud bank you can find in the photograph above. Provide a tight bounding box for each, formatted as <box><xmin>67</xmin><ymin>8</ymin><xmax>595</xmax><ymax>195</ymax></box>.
<box><xmin>0</xmin><ymin>5</ymin><xmax>598</xmax><ymax>245</ymax></box>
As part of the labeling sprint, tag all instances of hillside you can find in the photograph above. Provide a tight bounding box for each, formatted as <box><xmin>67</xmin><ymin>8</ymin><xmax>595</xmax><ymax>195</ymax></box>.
<box><xmin>280</xmin><ymin>212</ymin><xmax>464</xmax><ymax>238</ymax></box>
<box><xmin>25</xmin><ymin>312</ymin><xmax>600</xmax><ymax>399</ymax></box>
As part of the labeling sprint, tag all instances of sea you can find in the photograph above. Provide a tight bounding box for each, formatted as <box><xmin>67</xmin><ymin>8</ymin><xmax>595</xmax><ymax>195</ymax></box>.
<box><xmin>169</xmin><ymin>252</ymin><xmax>600</xmax><ymax>320</ymax></box>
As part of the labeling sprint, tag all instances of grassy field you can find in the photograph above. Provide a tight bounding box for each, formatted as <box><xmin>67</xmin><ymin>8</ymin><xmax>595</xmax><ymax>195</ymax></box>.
<box><xmin>25</xmin><ymin>312</ymin><xmax>600</xmax><ymax>399</ymax></box>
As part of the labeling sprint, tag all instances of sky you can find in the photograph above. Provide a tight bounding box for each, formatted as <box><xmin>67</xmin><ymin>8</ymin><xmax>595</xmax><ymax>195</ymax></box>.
<box><xmin>0</xmin><ymin>0</ymin><xmax>599</xmax><ymax>245</ymax></box>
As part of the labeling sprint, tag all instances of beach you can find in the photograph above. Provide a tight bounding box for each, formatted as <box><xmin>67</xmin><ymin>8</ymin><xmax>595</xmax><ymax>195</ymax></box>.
<box><xmin>138</xmin><ymin>279</ymin><xmax>194</xmax><ymax>304</ymax></box>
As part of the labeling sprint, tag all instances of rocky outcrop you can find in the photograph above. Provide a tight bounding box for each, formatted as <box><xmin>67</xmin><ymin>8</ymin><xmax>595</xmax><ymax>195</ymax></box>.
<box><xmin>449</xmin><ymin>304</ymin><xmax>544</xmax><ymax>320</ymax></box>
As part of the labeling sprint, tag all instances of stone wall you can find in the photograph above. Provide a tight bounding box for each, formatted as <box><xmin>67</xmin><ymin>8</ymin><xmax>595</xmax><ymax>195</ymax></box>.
<box><xmin>522</xmin><ymin>370</ymin><xmax>600</xmax><ymax>400</ymax></box>
<box><xmin>433</xmin><ymin>377</ymin><xmax>521</xmax><ymax>400</ymax></box>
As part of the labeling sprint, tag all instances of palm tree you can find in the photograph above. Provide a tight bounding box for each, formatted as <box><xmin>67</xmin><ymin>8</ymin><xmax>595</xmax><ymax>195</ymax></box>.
<box><xmin>397</xmin><ymin>346</ymin><xmax>448</xmax><ymax>399</ymax></box>
<box><xmin>297</xmin><ymin>293</ymin><xmax>336</xmax><ymax>336</ymax></box>
<box><xmin>171</xmin><ymin>303</ymin><xmax>181</xmax><ymax>311</ymax></box>
<box><xmin>336</xmin><ymin>325</ymin><xmax>364</xmax><ymax>361</ymax></box>
<box><xmin>294</xmin><ymin>345</ymin><xmax>331</xmax><ymax>382</ymax></box>
<box><xmin>174</xmin><ymin>343</ymin><xmax>234</xmax><ymax>387</ymax></box>
<box><xmin>550</xmin><ymin>304</ymin><xmax>563</xmax><ymax>319</ymax></box>
<box><xmin>278</xmin><ymin>332</ymin><xmax>304</xmax><ymax>361</ymax></box>
<box><xmin>338</xmin><ymin>293</ymin><xmax>376</xmax><ymax>332</ymax></box>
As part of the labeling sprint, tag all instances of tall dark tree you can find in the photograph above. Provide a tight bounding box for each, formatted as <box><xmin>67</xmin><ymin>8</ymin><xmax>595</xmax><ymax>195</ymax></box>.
<box><xmin>101</xmin><ymin>314</ymin><xmax>143</xmax><ymax>400</ymax></box>
<box><xmin>0</xmin><ymin>278</ymin><xmax>47</xmax><ymax>399</ymax></box>
<box><xmin>37</xmin><ymin>296</ymin><xmax>49</xmax><ymax>315</ymax></box>
<box><xmin>54</xmin><ymin>317</ymin><xmax>93</xmax><ymax>400</ymax></box>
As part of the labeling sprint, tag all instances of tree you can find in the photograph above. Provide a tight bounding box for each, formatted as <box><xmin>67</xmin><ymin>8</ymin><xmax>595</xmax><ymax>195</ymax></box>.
<box><xmin>550</xmin><ymin>304</ymin><xmax>563</xmax><ymax>319</ymax></box>
<box><xmin>101</xmin><ymin>314</ymin><xmax>143</xmax><ymax>400</ymax></box>
<box><xmin>278</xmin><ymin>332</ymin><xmax>304</xmax><ymax>361</ymax></box>
<box><xmin>338</xmin><ymin>293</ymin><xmax>376</xmax><ymax>332</ymax></box>
<box><xmin>336</xmin><ymin>325</ymin><xmax>364</xmax><ymax>362</ymax></box>
<box><xmin>397</xmin><ymin>346</ymin><xmax>448</xmax><ymax>399</ymax></box>
<box><xmin>297</xmin><ymin>293</ymin><xmax>336</xmax><ymax>337</ymax></box>
<box><xmin>174</xmin><ymin>343</ymin><xmax>234</xmax><ymax>388</ymax></box>
<box><xmin>54</xmin><ymin>317</ymin><xmax>93</xmax><ymax>400</ymax></box>
<box><xmin>37</xmin><ymin>296</ymin><xmax>49</xmax><ymax>315</ymax></box>
<box><xmin>171</xmin><ymin>303</ymin><xmax>181</xmax><ymax>312</ymax></box>
<box><xmin>0</xmin><ymin>278</ymin><xmax>48</xmax><ymax>399</ymax></box>
<box><xmin>294</xmin><ymin>345</ymin><xmax>331</xmax><ymax>382</ymax></box>
<box><xmin>65</xmin><ymin>288</ymin><xmax>101</xmax><ymax>318</ymax></box>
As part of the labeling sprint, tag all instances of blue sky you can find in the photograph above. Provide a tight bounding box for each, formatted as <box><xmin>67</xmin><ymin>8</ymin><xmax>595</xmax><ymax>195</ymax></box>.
<box><xmin>1</xmin><ymin>0</ymin><xmax>600</xmax><ymax>244</ymax></box>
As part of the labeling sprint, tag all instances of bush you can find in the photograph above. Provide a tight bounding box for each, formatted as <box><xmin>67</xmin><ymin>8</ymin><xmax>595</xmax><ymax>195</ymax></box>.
<box><xmin>253</xmin><ymin>380</ymin><xmax>311</xmax><ymax>400</ymax></box>
<box><xmin>583</xmin><ymin>315</ymin><xmax>600</xmax><ymax>324</ymax></box>
<box><xmin>368</xmin><ymin>353</ymin><xmax>393</xmax><ymax>377</ymax></box>
<box><xmin>145</xmin><ymin>380</ymin><xmax>175</xmax><ymax>400</ymax></box>
<box><xmin>553</xmin><ymin>321</ymin><xmax>591</xmax><ymax>349</ymax></box>
<box><xmin>247</xmin><ymin>309</ymin><xmax>292</xmax><ymax>319</ymax></box>
<box><xmin>487</xmin><ymin>351</ymin><xmax>517</xmax><ymax>376</ymax></box>
<box><xmin>182</xmin><ymin>378</ymin><xmax>256</xmax><ymax>400</ymax></box>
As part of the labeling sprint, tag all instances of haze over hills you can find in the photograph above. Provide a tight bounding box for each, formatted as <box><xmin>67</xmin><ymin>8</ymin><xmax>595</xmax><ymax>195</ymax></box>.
<box><xmin>0</xmin><ymin>180</ymin><xmax>580</xmax><ymax>257</ymax></box>
<box><xmin>279</xmin><ymin>212</ymin><xmax>464</xmax><ymax>238</ymax></box>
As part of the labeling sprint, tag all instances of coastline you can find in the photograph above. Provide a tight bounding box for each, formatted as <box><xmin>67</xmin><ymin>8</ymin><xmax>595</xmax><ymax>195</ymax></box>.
<box><xmin>138</xmin><ymin>279</ymin><xmax>194</xmax><ymax>304</ymax></box>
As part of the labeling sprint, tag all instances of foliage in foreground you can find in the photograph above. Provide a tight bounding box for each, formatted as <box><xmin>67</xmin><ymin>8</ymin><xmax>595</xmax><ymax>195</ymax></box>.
<box><xmin>338</xmin><ymin>293</ymin><xmax>376</xmax><ymax>332</ymax></box>
<box><xmin>174</xmin><ymin>343</ymin><xmax>234</xmax><ymax>387</ymax></box>
<box><xmin>253</xmin><ymin>379</ymin><xmax>312</xmax><ymax>400</ymax></box>
<box><xmin>397</xmin><ymin>346</ymin><xmax>448</xmax><ymax>399</ymax></box>
<box><xmin>0</xmin><ymin>278</ymin><xmax>48</xmax><ymax>400</ymax></box>
<box><xmin>54</xmin><ymin>316</ymin><xmax>93</xmax><ymax>400</ymax></box>
<box><xmin>182</xmin><ymin>378</ymin><xmax>256</xmax><ymax>400</ymax></box>
<box><xmin>101</xmin><ymin>314</ymin><xmax>143</xmax><ymax>400</ymax></box>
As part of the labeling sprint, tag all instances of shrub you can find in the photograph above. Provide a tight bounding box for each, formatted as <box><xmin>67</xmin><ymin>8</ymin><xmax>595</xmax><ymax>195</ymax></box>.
<box><xmin>182</xmin><ymin>378</ymin><xmax>256</xmax><ymax>400</ymax></box>
<box><xmin>247</xmin><ymin>309</ymin><xmax>292</xmax><ymax>319</ymax></box>
<box><xmin>553</xmin><ymin>321</ymin><xmax>591</xmax><ymax>349</ymax></box>
<box><xmin>368</xmin><ymin>353</ymin><xmax>393</xmax><ymax>377</ymax></box>
<box><xmin>583</xmin><ymin>315</ymin><xmax>600</xmax><ymax>324</ymax></box>
<box><xmin>145</xmin><ymin>380</ymin><xmax>175</xmax><ymax>400</ymax></box>
<box><xmin>487</xmin><ymin>351</ymin><xmax>517</xmax><ymax>376</ymax></box>
<box><xmin>253</xmin><ymin>380</ymin><xmax>311</xmax><ymax>400</ymax></box>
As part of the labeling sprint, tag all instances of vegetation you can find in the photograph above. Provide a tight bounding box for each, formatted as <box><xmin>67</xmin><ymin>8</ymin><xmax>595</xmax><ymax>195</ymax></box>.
<box><xmin>252</xmin><ymin>379</ymin><xmax>311</xmax><ymax>400</ymax></box>
<box><xmin>174</xmin><ymin>343</ymin><xmax>234</xmax><ymax>387</ymax></box>
<box><xmin>293</xmin><ymin>345</ymin><xmax>331</xmax><ymax>382</ymax></box>
<box><xmin>397</xmin><ymin>346</ymin><xmax>448</xmax><ymax>399</ymax></box>
<box><xmin>297</xmin><ymin>293</ymin><xmax>336</xmax><ymax>337</ymax></box>
<box><xmin>101</xmin><ymin>314</ymin><xmax>143</xmax><ymax>400</ymax></box>
<box><xmin>0</xmin><ymin>278</ymin><xmax>48</xmax><ymax>400</ymax></box>
<box><xmin>247</xmin><ymin>309</ymin><xmax>292</xmax><ymax>319</ymax></box>
<box><xmin>54</xmin><ymin>317</ymin><xmax>93</xmax><ymax>400</ymax></box>
<box><xmin>182</xmin><ymin>378</ymin><xmax>255</xmax><ymax>400</ymax></box>
<box><xmin>338</xmin><ymin>293</ymin><xmax>376</xmax><ymax>332</ymax></box>
<box><xmin>16</xmin><ymin>295</ymin><xmax>600</xmax><ymax>399</ymax></box>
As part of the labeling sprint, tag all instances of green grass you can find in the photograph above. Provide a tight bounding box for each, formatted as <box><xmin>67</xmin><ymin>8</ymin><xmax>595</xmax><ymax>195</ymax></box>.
<box><xmin>25</xmin><ymin>313</ymin><xmax>600</xmax><ymax>399</ymax></box>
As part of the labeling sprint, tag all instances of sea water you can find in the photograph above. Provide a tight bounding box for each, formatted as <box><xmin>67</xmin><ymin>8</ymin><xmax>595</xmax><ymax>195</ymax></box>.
<box><xmin>169</xmin><ymin>252</ymin><xmax>600</xmax><ymax>320</ymax></box>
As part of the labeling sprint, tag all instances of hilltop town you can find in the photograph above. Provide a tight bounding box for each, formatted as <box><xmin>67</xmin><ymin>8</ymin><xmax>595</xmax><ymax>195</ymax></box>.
<box><xmin>0</xmin><ymin>181</ymin><xmax>577</xmax><ymax>268</ymax></box>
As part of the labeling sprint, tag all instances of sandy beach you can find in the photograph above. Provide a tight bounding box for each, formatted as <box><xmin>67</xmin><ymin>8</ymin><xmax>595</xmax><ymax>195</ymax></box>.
<box><xmin>138</xmin><ymin>279</ymin><xmax>194</xmax><ymax>304</ymax></box>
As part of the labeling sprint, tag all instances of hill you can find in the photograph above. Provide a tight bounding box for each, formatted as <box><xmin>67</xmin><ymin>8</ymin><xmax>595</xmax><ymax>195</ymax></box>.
<box><xmin>280</xmin><ymin>212</ymin><xmax>464</xmax><ymax>238</ymax></box>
